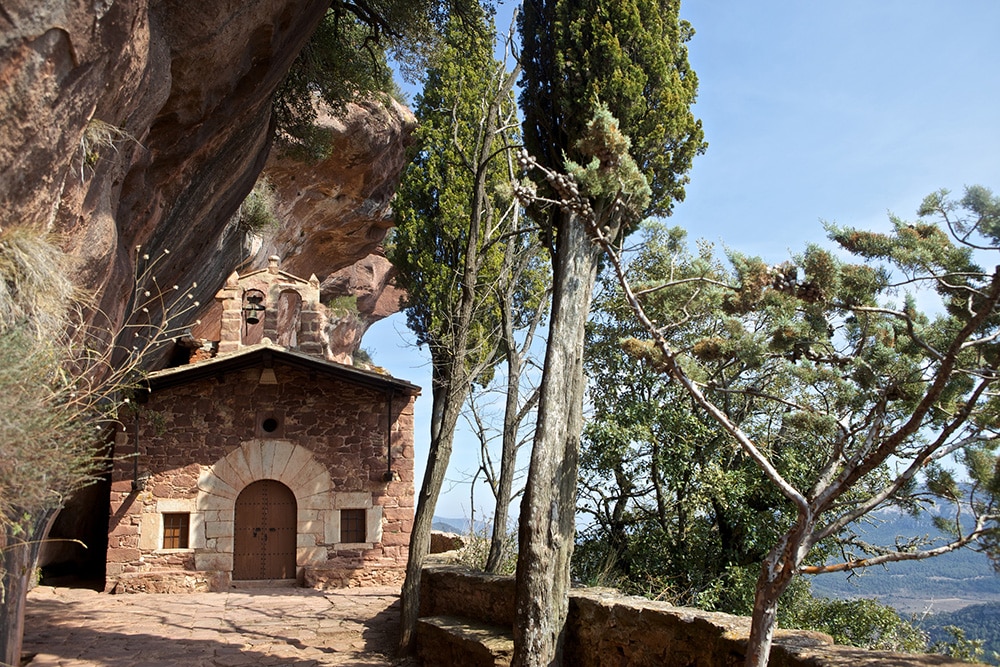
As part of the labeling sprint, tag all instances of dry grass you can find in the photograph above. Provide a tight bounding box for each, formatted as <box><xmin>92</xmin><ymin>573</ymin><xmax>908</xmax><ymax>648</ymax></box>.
<box><xmin>0</xmin><ymin>226</ymin><xmax>76</xmax><ymax>338</ymax></box>
<box><xmin>77</xmin><ymin>118</ymin><xmax>139</xmax><ymax>178</ymax></box>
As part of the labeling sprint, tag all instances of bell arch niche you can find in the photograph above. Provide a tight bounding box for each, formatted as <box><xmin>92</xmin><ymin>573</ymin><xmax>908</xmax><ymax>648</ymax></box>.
<box><xmin>275</xmin><ymin>289</ymin><xmax>302</xmax><ymax>347</ymax></box>
<box><xmin>195</xmin><ymin>440</ymin><xmax>335</xmax><ymax>579</ymax></box>
<box><xmin>241</xmin><ymin>289</ymin><xmax>266</xmax><ymax>345</ymax></box>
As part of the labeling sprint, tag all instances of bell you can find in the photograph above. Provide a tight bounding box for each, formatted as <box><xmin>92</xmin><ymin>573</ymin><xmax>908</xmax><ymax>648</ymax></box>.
<box><xmin>242</xmin><ymin>293</ymin><xmax>265</xmax><ymax>325</ymax></box>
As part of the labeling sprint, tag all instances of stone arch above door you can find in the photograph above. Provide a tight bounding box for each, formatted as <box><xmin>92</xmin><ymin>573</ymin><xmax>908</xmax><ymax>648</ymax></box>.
<box><xmin>195</xmin><ymin>440</ymin><xmax>334</xmax><ymax>576</ymax></box>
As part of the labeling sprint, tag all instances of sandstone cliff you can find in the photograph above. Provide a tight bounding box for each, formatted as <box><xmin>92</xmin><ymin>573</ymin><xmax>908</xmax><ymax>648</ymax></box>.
<box><xmin>1</xmin><ymin>1</ymin><xmax>412</xmax><ymax>360</ymax></box>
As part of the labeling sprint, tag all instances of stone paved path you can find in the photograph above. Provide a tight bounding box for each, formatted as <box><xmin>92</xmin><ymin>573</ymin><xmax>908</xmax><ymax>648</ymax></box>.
<box><xmin>22</xmin><ymin>586</ymin><xmax>419</xmax><ymax>666</ymax></box>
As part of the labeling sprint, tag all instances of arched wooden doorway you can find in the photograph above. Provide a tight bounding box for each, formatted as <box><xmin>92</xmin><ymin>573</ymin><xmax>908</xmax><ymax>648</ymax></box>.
<box><xmin>233</xmin><ymin>479</ymin><xmax>297</xmax><ymax>580</ymax></box>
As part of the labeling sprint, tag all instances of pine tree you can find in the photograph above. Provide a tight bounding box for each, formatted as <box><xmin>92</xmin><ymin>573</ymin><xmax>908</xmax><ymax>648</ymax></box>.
<box><xmin>594</xmin><ymin>187</ymin><xmax>1000</xmax><ymax>667</ymax></box>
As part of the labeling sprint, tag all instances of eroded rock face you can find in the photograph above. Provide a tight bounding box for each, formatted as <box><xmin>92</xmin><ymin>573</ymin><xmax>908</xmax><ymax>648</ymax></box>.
<box><xmin>1</xmin><ymin>1</ymin><xmax>409</xmax><ymax>361</ymax></box>
<box><xmin>260</xmin><ymin>99</ymin><xmax>417</xmax><ymax>281</ymax></box>
<box><xmin>245</xmin><ymin>98</ymin><xmax>416</xmax><ymax>354</ymax></box>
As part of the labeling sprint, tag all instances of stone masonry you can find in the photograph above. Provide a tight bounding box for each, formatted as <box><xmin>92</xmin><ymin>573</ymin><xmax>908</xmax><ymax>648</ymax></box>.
<box><xmin>107</xmin><ymin>355</ymin><xmax>417</xmax><ymax>592</ymax></box>
<box><xmin>106</xmin><ymin>259</ymin><xmax>419</xmax><ymax>593</ymax></box>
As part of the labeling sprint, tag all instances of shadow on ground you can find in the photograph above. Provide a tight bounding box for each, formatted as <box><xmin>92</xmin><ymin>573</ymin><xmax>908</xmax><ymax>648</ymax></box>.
<box><xmin>22</xmin><ymin>588</ymin><xmax>418</xmax><ymax>667</ymax></box>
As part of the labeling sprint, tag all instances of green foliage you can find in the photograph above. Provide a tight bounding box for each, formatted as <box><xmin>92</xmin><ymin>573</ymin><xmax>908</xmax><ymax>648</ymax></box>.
<box><xmin>564</xmin><ymin>103</ymin><xmax>651</xmax><ymax>214</ymax></box>
<box><xmin>274</xmin><ymin>0</ymin><xmax>484</xmax><ymax>160</ymax></box>
<box><xmin>577</xmin><ymin>222</ymin><xmax>818</xmax><ymax>605</ymax></box>
<box><xmin>327</xmin><ymin>295</ymin><xmax>360</xmax><ymax>317</ymax></box>
<box><xmin>232</xmin><ymin>177</ymin><xmax>280</xmax><ymax>234</ymax></box>
<box><xmin>274</xmin><ymin>9</ymin><xmax>391</xmax><ymax>160</ymax></box>
<box><xmin>926</xmin><ymin>604</ymin><xmax>1000</xmax><ymax>665</ymax></box>
<box><xmin>583</xmin><ymin>188</ymin><xmax>1000</xmax><ymax>663</ymax></box>
<box><xmin>692</xmin><ymin>569</ymin><xmax>926</xmax><ymax>652</ymax></box>
<box><xmin>388</xmin><ymin>5</ymin><xmax>536</xmax><ymax>379</ymax></box>
<box><xmin>519</xmin><ymin>0</ymin><xmax>705</xmax><ymax>219</ymax></box>
<box><xmin>688</xmin><ymin>565</ymin><xmax>926</xmax><ymax>653</ymax></box>
<box><xmin>932</xmin><ymin>626</ymin><xmax>991</xmax><ymax>664</ymax></box>
<box><xmin>791</xmin><ymin>596</ymin><xmax>927</xmax><ymax>652</ymax></box>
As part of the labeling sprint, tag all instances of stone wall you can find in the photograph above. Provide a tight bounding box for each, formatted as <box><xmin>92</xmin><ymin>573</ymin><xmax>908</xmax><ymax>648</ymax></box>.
<box><xmin>417</xmin><ymin>565</ymin><xmax>968</xmax><ymax>667</ymax></box>
<box><xmin>107</xmin><ymin>361</ymin><xmax>414</xmax><ymax>592</ymax></box>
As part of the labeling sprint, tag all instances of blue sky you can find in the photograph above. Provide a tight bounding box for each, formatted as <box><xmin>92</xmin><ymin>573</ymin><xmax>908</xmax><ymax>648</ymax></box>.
<box><xmin>369</xmin><ymin>1</ymin><xmax>1000</xmax><ymax>522</ymax></box>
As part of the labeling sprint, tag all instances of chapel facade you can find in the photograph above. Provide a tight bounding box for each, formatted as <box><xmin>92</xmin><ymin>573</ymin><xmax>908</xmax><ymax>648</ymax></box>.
<box><xmin>104</xmin><ymin>258</ymin><xmax>418</xmax><ymax>592</ymax></box>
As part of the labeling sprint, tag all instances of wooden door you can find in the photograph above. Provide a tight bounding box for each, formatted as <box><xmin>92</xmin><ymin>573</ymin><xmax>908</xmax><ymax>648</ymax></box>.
<box><xmin>233</xmin><ymin>479</ymin><xmax>297</xmax><ymax>580</ymax></box>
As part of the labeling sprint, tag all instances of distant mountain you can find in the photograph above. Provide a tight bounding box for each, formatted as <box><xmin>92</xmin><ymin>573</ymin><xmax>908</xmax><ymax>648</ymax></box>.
<box><xmin>809</xmin><ymin>508</ymin><xmax>1000</xmax><ymax>614</ymax></box>
<box><xmin>921</xmin><ymin>602</ymin><xmax>1000</xmax><ymax>664</ymax></box>
<box><xmin>432</xmin><ymin>516</ymin><xmax>488</xmax><ymax>535</ymax></box>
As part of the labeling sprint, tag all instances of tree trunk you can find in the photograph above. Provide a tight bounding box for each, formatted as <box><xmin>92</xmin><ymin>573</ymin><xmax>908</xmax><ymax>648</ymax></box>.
<box><xmin>485</xmin><ymin>377</ymin><xmax>518</xmax><ymax>573</ymax></box>
<box><xmin>1</xmin><ymin>511</ymin><xmax>53</xmax><ymax>667</ymax></box>
<box><xmin>487</xmin><ymin>201</ymin><xmax>543</xmax><ymax>574</ymax></box>
<box><xmin>744</xmin><ymin>574</ymin><xmax>782</xmax><ymax>667</ymax></box>
<box><xmin>398</xmin><ymin>379</ymin><xmax>465</xmax><ymax>653</ymax></box>
<box><xmin>486</xmin><ymin>302</ymin><xmax>525</xmax><ymax>573</ymax></box>
<box><xmin>743</xmin><ymin>521</ymin><xmax>810</xmax><ymax>667</ymax></box>
<box><xmin>512</xmin><ymin>212</ymin><xmax>601</xmax><ymax>666</ymax></box>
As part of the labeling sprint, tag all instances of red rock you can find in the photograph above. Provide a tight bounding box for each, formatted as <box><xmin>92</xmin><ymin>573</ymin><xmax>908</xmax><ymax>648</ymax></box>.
<box><xmin>2</xmin><ymin>2</ymin><xmax>413</xmax><ymax>366</ymax></box>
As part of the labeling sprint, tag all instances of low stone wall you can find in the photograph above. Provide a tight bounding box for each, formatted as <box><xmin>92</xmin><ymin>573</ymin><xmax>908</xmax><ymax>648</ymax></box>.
<box><xmin>418</xmin><ymin>565</ymin><xmax>967</xmax><ymax>667</ymax></box>
<box><xmin>107</xmin><ymin>570</ymin><xmax>227</xmax><ymax>594</ymax></box>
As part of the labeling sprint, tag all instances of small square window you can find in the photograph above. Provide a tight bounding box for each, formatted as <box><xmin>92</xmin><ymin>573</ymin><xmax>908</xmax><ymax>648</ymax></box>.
<box><xmin>163</xmin><ymin>513</ymin><xmax>190</xmax><ymax>549</ymax></box>
<box><xmin>340</xmin><ymin>509</ymin><xmax>367</xmax><ymax>543</ymax></box>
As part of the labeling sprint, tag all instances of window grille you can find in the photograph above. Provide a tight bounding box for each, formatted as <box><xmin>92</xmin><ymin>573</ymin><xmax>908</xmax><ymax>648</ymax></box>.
<box><xmin>163</xmin><ymin>513</ymin><xmax>190</xmax><ymax>549</ymax></box>
<box><xmin>340</xmin><ymin>509</ymin><xmax>366</xmax><ymax>543</ymax></box>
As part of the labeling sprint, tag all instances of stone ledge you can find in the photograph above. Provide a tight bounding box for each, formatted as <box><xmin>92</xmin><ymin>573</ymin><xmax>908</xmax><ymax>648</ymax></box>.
<box><xmin>416</xmin><ymin>615</ymin><xmax>513</xmax><ymax>667</ymax></box>
<box><xmin>106</xmin><ymin>570</ymin><xmax>228</xmax><ymax>594</ymax></box>
<box><xmin>418</xmin><ymin>565</ymin><xmax>973</xmax><ymax>667</ymax></box>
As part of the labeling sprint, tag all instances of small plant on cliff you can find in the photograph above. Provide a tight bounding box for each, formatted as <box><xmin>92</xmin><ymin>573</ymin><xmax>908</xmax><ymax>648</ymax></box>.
<box><xmin>232</xmin><ymin>177</ymin><xmax>280</xmax><ymax>235</ymax></box>
<box><xmin>327</xmin><ymin>295</ymin><xmax>359</xmax><ymax>317</ymax></box>
<box><xmin>351</xmin><ymin>346</ymin><xmax>372</xmax><ymax>364</ymax></box>
<box><xmin>77</xmin><ymin>118</ymin><xmax>139</xmax><ymax>178</ymax></box>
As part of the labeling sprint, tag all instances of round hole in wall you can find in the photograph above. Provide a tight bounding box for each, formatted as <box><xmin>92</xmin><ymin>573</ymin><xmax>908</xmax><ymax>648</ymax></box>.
<box><xmin>262</xmin><ymin>417</ymin><xmax>279</xmax><ymax>433</ymax></box>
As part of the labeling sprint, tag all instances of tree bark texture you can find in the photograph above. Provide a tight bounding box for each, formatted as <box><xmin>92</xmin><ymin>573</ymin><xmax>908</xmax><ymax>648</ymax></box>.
<box><xmin>512</xmin><ymin>213</ymin><xmax>601</xmax><ymax>666</ymax></box>
<box><xmin>398</xmin><ymin>375</ymin><xmax>466</xmax><ymax>653</ymax></box>
<box><xmin>743</xmin><ymin>515</ymin><xmax>813</xmax><ymax>667</ymax></box>
<box><xmin>486</xmin><ymin>271</ymin><xmax>536</xmax><ymax>573</ymax></box>
<box><xmin>1</xmin><ymin>511</ymin><xmax>53</xmax><ymax>667</ymax></box>
<box><xmin>745</xmin><ymin>577</ymin><xmax>781</xmax><ymax>667</ymax></box>
<box><xmin>485</xmin><ymin>371</ymin><xmax>519</xmax><ymax>573</ymax></box>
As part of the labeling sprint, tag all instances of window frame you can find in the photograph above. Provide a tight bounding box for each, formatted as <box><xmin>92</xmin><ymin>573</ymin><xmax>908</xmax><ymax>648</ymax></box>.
<box><xmin>340</xmin><ymin>508</ymin><xmax>367</xmax><ymax>544</ymax></box>
<box><xmin>162</xmin><ymin>512</ymin><xmax>190</xmax><ymax>550</ymax></box>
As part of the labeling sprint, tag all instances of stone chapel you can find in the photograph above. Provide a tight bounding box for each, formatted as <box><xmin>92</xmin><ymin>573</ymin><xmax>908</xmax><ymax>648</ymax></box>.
<box><xmin>104</xmin><ymin>257</ymin><xmax>419</xmax><ymax>592</ymax></box>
